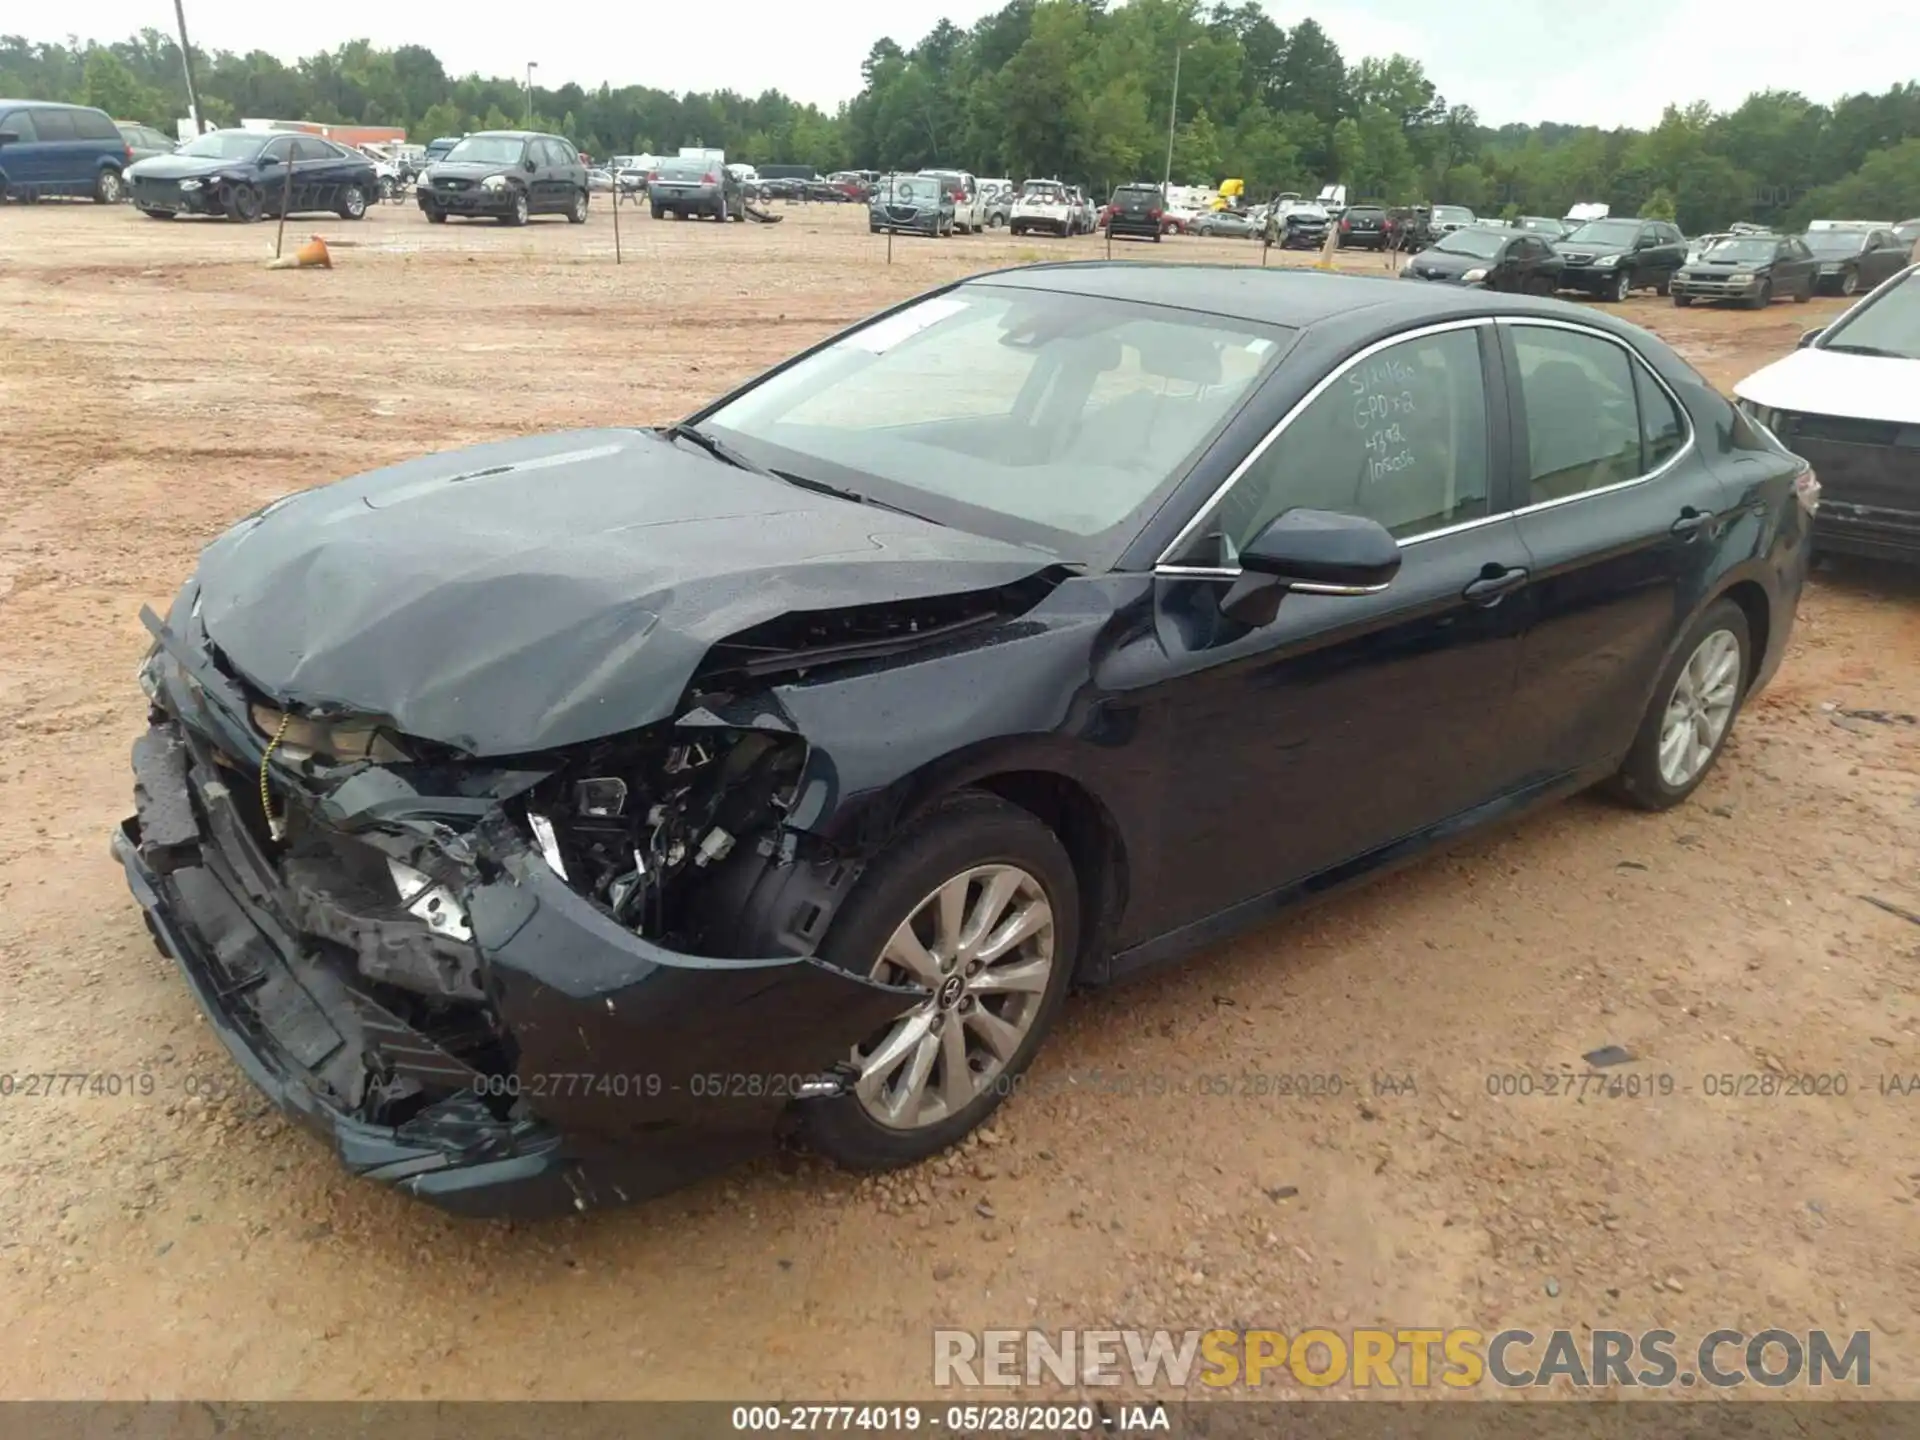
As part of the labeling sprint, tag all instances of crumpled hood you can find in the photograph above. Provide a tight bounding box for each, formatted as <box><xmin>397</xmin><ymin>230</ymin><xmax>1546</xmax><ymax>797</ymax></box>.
<box><xmin>192</xmin><ymin>428</ymin><xmax>1054</xmax><ymax>756</ymax></box>
<box><xmin>127</xmin><ymin>153</ymin><xmax>236</xmax><ymax>181</ymax></box>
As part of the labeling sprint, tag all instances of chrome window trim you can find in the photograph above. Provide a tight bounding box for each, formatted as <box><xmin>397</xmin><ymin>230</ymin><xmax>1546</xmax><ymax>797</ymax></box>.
<box><xmin>1154</xmin><ymin>317</ymin><xmax>1494</xmax><ymax>569</ymax></box>
<box><xmin>1151</xmin><ymin>312</ymin><xmax>1700</xmax><ymax>581</ymax></box>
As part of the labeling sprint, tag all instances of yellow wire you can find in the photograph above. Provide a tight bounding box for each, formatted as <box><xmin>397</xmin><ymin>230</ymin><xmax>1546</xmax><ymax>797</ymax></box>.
<box><xmin>260</xmin><ymin>710</ymin><xmax>291</xmax><ymax>836</ymax></box>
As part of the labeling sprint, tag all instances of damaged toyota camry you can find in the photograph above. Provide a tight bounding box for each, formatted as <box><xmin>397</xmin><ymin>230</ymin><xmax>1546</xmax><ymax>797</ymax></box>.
<box><xmin>118</xmin><ymin>263</ymin><xmax>1814</xmax><ymax>1216</ymax></box>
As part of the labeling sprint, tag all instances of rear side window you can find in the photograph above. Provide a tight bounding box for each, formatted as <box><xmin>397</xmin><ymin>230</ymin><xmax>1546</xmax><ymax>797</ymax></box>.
<box><xmin>1635</xmin><ymin>367</ymin><xmax>1688</xmax><ymax>469</ymax></box>
<box><xmin>289</xmin><ymin>137</ymin><xmax>332</xmax><ymax>161</ymax></box>
<box><xmin>1511</xmin><ymin>326</ymin><xmax>1643</xmax><ymax>503</ymax></box>
<box><xmin>72</xmin><ymin>108</ymin><xmax>121</xmax><ymax>141</ymax></box>
<box><xmin>31</xmin><ymin>109</ymin><xmax>78</xmax><ymax>142</ymax></box>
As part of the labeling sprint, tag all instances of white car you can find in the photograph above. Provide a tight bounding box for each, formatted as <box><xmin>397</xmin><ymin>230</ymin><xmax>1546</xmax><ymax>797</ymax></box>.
<box><xmin>922</xmin><ymin>170</ymin><xmax>987</xmax><ymax>233</ymax></box>
<box><xmin>1733</xmin><ymin>264</ymin><xmax>1919</xmax><ymax>564</ymax></box>
<box><xmin>1010</xmin><ymin>179</ymin><xmax>1076</xmax><ymax>236</ymax></box>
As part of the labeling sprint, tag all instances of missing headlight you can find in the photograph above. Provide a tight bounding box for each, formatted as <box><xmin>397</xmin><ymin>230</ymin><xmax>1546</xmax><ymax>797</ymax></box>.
<box><xmin>249</xmin><ymin>703</ymin><xmax>411</xmax><ymax>764</ymax></box>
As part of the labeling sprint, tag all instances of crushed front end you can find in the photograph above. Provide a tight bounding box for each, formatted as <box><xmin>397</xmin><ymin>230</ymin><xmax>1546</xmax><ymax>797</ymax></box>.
<box><xmin>116</xmin><ymin>592</ymin><xmax>921</xmax><ymax>1217</ymax></box>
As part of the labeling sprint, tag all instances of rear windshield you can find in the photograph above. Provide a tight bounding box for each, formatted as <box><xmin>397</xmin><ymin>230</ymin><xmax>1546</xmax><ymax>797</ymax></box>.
<box><xmin>656</xmin><ymin>160</ymin><xmax>710</xmax><ymax>179</ymax></box>
<box><xmin>1115</xmin><ymin>187</ymin><xmax>1160</xmax><ymax>201</ymax></box>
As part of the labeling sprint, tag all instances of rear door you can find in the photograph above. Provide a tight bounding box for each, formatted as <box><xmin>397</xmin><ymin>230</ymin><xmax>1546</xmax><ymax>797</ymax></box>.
<box><xmin>1500</xmin><ymin>319</ymin><xmax>1729</xmax><ymax>781</ymax></box>
<box><xmin>1863</xmin><ymin>230</ymin><xmax>1906</xmax><ymax>288</ymax></box>
<box><xmin>29</xmin><ymin>108</ymin><xmax>85</xmax><ymax>194</ymax></box>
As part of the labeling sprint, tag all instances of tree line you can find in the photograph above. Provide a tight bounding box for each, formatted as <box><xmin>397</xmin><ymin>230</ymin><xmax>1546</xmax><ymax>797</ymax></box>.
<box><xmin>4</xmin><ymin>2</ymin><xmax>1917</xmax><ymax>233</ymax></box>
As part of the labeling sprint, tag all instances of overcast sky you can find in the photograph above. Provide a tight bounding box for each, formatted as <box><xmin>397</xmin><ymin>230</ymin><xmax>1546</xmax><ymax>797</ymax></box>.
<box><xmin>40</xmin><ymin>0</ymin><xmax>1920</xmax><ymax>129</ymax></box>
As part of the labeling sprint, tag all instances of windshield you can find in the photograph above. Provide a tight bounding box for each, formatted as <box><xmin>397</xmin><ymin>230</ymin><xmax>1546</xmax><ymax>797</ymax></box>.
<box><xmin>446</xmin><ymin>135</ymin><xmax>526</xmax><ymax>166</ymax></box>
<box><xmin>702</xmin><ymin>285</ymin><xmax>1286</xmax><ymax>559</ymax></box>
<box><xmin>1804</xmin><ymin>231</ymin><xmax>1868</xmax><ymax>256</ymax></box>
<box><xmin>881</xmin><ymin>175</ymin><xmax>940</xmax><ymax>202</ymax></box>
<box><xmin>1819</xmin><ymin>270</ymin><xmax>1920</xmax><ymax>360</ymax></box>
<box><xmin>177</xmin><ymin>132</ymin><xmax>266</xmax><ymax>160</ymax></box>
<box><xmin>1702</xmin><ymin>239</ymin><xmax>1777</xmax><ymax>263</ymax></box>
<box><xmin>1434</xmin><ymin>228</ymin><xmax>1508</xmax><ymax>259</ymax></box>
<box><xmin>1566</xmin><ymin>220</ymin><xmax>1641</xmax><ymax>246</ymax></box>
<box><xmin>1433</xmin><ymin>206</ymin><xmax>1474</xmax><ymax>223</ymax></box>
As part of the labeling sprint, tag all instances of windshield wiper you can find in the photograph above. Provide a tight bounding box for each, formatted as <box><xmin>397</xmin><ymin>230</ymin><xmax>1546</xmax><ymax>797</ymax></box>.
<box><xmin>1821</xmin><ymin>343</ymin><xmax>1912</xmax><ymax>359</ymax></box>
<box><xmin>661</xmin><ymin>421</ymin><xmax>781</xmax><ymax>479</ymax></box>
<box><xmin>770</xmin><ymin>468</ymin><xmax>940</xmax><ymax>524</ymax></box>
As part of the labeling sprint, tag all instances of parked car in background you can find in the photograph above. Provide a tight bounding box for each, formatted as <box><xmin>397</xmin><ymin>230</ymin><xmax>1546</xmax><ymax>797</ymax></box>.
<box><xmin>1801</xmin><ymin>226</ymin><xmax>1910</xmax><ymax>297</ymax></box>
<box><xmin>0</xmin><ymin>99</ymin><xmax>131</xmax><ymax>202</ymax></box>
<box><xmin>418</xmin><ymin>131</ymin><xmax>590</xmax><ymax>226</ymax></box>
<box><xmin>1105</xmin><ymin>182</ymin><xmax>1164</xmax><ymax>242</ymax></box>
<box><xmin>1670</xmin><ymin>233</ymin><xmax>1816</xmax><ymax>308</ymax></box>
<box><xmin>1514</xmin><ymin>215</ymin><xmax>1573</xmax><ymax>240</ymax></box>
<box><xmin>1554</xmin><ymin>217</ymin><xmax>1687</xmax><ymax>301</ymax></box>
<box><xmin>829</xmin><ymin>171</ymin><xmax>878</xmax><ymax>204</ymax></box>
<box><xmin>1195</xmin><ymin>207</ymin><xmax>1258</xmax><ymax>238</ymax></box>
<box><xmin>1430</xmin><ymin>204</ymin><xmax>1476</xmax><ymax>235</ymax></box>
<box><xmin>975</xmin><ymin>178</ymin><xmax>1011</xmax><ymax>227</ymax></box>
<box><xmin>1895</xmin><ymin>217</ymin><xmax>1920</xmax><ymax>248</ymax></box>
<box><xmin>1010</xmin><ymin>179</ymin><xmax>1076</xmax><ymax>236</ymax></box>
<box><xmin>868</xmin><ymin>172</ymin><xmax>953</xmax><ymax>237</ymax></box>
<box><xmin>351</xmin><ymin>144</ymin><xmax>408</xmax><ymax>200</ymax></box>
<box><xmin>1278</xmin><ymin>203</ymin><xmax>1331</xmax><ymax>249</ymax></box>
<box><xmin>921</xmin><ymin>170</ymin><xmax>986</xmax><ymax>233</ymax></box>
<box><xmin>128</xmin><ymin>129</ymin><xmax>376</xmax><ymax>221</ymax></box>
<box><xmin>423</xmin><ymin>136</ymin><xmax>462</xmax><ymax>165</ymax></box>
<box><xmin>646</xmin><ymin>153</ymin><xmax>741</xmax><ymax>222</ymax></box>
<box><xmin>117</xmin><ymin>121</ymin><xmax>176</xmax><ymax>167</ymax></box>
<box><xmin>1069</xmin><ymin>188</ymin><xmax>1096</xmax><ymax>234</ymax></box>
<box><xmin>1737</xmin><ymin>264</ymin><xmax>1918</xmax><ymax>562</ymax></box>
<box><xmin>1384</xmin><ymin>205</ymin><xmax>1436</xmax><ymax>251</ymax></box>
<box><xmin>118</xmin><ymin>265</ymin><xmax>1814</xmax><ymax>1216</ymax></box>
<box><xmin>586</xmin><ymin>167</ymin><xmax>613</xmax><ymax>193</ymax></box>
<box><xmin>1402</xmin><ymin>225</ymin><xmax>1564</xmax><ymax>293</ymax></box>
<box><xmin>1335</xmin><ymin>204</ymin><xmax>1388</xmax><ymax>248</ymax></box>
<box><xmin>1684</xmin><ymin>232</ymin><xmax>1731</xmax><ymax>265</ymax></box>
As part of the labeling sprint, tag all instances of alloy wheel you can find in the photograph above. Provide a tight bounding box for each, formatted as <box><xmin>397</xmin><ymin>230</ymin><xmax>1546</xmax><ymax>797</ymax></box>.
<box><xmin>1657</xmin><ymin>629</ymin><xmax>1741</xmax><ymax>788</ymax></box>
<box><xmin>853</xmin><ymin>864</ymin><xmax>1055</xmax><ymax>1130</ymax></box>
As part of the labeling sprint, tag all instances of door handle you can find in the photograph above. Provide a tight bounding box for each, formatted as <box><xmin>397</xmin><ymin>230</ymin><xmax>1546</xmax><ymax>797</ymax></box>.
<box><xmin>1671</xmin><ymin>506</ymin><xmax>1715</xmax><ymax>537</ymax></box>
<box><xmin>1462</xmin><ymin>567</ymin><xmax>1528</xmax><ymax>605</ymax></box>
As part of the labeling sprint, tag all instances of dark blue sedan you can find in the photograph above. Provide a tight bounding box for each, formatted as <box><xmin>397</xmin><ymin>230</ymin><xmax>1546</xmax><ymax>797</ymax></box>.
<box><xmin>126</xmin><ymin>128</ymin><xmax>377</xmax><ymax>222</ymax></box>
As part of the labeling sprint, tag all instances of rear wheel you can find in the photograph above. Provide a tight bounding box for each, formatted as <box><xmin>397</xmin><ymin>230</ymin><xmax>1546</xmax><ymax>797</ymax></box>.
<box><xmin>800</xmin><ymin>792</ymin><xmax>1079</xmax><ymax>1170</ymax></box>
<box><xmin>337</xmin><ymin>183</ymin><xmax>367</xmax><ymax>220</ymax></box>
<box><xmin>1794</xmin><ymin>273</ymin><xmax>1813</xmax><ymax>302</ymax></box>
<box><xmin>1605</xmin><ymin>599</ymin><xmax>1750</xmax><ymax>811</ymax></box>
<box><xmin>94</xmin><ymin>167</ymin><xmax>124</xmax><ymax>204</ymax></box>
<box><xmin>651</xmin><ymin>203</ymin><xmax>663</xmax><ymax>220</ymax></box>
<box><xmin>378</xmin><ymin>175</ymin><xmax>395</xmax><ymax>201</ymax></box>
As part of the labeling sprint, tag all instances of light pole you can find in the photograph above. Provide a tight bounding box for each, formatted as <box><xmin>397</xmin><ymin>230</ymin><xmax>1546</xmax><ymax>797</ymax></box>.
<box><xmin>1162</xmin><ymin>42</ymin><xmax>1186</xmax><ymax>190</ymax></box>
<box><xmin>172</xmin><ymin>0</ymin><xmax>207</xmax><ymax>133</ymax></box>
<box><xmin>524</xmin><ymin>61</ymin><xmax>538</xmax><ymax>129</ymax></box>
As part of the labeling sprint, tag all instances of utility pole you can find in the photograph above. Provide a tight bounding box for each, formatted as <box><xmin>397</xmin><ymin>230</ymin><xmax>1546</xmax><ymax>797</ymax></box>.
<box><xmin>172</xmin><ymin>0</ymin><xmax>207</xmax><ymax>134</ymax></box>
<box><xmin>1162</xmin><ymin>43</ymin><xmax>1184</xmax><ymax>190</ymax></box>
<box><xmin>525</xmin><ymin>61</ymin><xmax>538</xmax><ymax>129</ymax></box>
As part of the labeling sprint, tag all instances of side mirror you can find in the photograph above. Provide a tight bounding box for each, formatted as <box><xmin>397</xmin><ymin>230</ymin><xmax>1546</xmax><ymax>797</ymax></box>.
<box><xmin>1219</xmin><ymin>509</ymin><xmax>1402</xmax><ymax>626</ymax></box>
<box><xmin>259</xmin><ymin>153</ymin><xmax>280</xmax><ymax>166</ymax></box>
<box><xmin>524</xmin><ymin>157</ymin><xmax>538</xmax><ymax>173</ymax></box>
<box><xmin>1797</xmin><ymin>328</ymin><xmax>1823</xmax><ymax>349</ymax></box>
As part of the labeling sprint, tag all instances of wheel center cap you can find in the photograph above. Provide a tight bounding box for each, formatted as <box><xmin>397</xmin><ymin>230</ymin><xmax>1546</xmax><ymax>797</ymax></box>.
<box><xmin>936</xmin><ymin>974</ymin><xmax>966</xmax><ymax>1010</ymax></box>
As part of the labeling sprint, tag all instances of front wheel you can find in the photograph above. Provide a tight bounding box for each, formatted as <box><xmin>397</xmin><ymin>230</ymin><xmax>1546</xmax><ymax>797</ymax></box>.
<box><xmin>1608</xmin><ymin>269</ymin><xmax>1632</xmax><ymax>302</ymax></box>
<box><xmin>1794</xmin><ymin>274</ymin><xmax>1813</xmax><ymax>302</ymax></box>
<box><xmin>337</xmin><ymin>183</ymin><xmax>367</xmax><ymax>220</ymax></box>
<box><xmin>1747</xmin><ymin>279</ymin><xmax>1772</xmax><ymax>310</ymax></box>
<box><xmin>1605</xmin><ymin>599</ymin><xmax>1751</xmax><ymax>811</ymax></box>
<box><xmin>500</xmin><ymin>189</ymin><xmax>529</xmax><ymax>226</ymax></box>
<box><xmin>94</xmin><ymin>167</ymin><xmax>124</xmax><ymax>204</ymax></box>
<box><xmin>567</xmin><ymin>188</ymin><xmax>588</xmax><ymax>224</ymax></box>
<box><xmin>225</xmin><ymin>183</ymin><xmax>263</xmax><ymax>222</ymax></box>
<box><xmin>1839</xmin><ymin>269</ymin><xmax>1859</xmax><ymax>297</ymax></box>
<box><xmin>800</xmin><ymin>792</ymin><xmax>1079</xmax><ymax>1170</ymax></box>
<box><xmin>424</xmin><ymin>206</ymin><xmax>447</xmax><ymax>224</ymax></box>
<box><xmin>1673</xmin><ymin>293</ymin><xmax>1693</xmax><ymax>307</ymax></box>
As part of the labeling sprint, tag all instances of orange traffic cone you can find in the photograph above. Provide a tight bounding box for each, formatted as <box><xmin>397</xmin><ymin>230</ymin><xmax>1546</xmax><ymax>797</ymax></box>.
<box><xmin>266</xmin><ymin>235</ymin><xmax>332</xmax><ymax>270</ymax></box>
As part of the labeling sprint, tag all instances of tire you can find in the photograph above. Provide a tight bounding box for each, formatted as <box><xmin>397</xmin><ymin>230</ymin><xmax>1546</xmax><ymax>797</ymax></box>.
<box><xmin>1655</xmin><ymin>273</ymin><xmax>1672</xmax><ymax>296</ymax></box>
<box><xmin>337</xmin><ymin>184</ymin><xmax>367</xmax><ymax>221</ymax></box>
<box><xmin>1839</xmin><ymin>269</ymin><xmax>1859</xmax><ymax>297</ymax></box>
<box><xmin>225</xmin><ymin>183</ymin><xmax>263</xmax><ymax>222</ymax></box>
<box><xmin>378</xmin><ymin>176</ymin><xmax>394</xmax><ymax>201</ymax></box>
<box><xmin>651</xmin><ymin>203</ymin><xmax>663</xmax><ymax>220</ymax></box>
<box><xmin>567</xmin><ymin>188</ymin><xmax>588</xmax><ymax>224</ymax></box>
<box><xmin>800</xmin><ymin>791</ymin><xmax>1080</xmax><ymax>1170</ymax></box>
<box><xmin>425</xmin><ymin>207</ymin><xmax>447</xmax><ymax>224</ymax></box>
<box><xmin>500</xmin><ymin>189</ymin><xmax>529</xmax><ymax>226</ymax></box>
<box><xmin>1605</xmin><ymin>598</ymin><xmax>1751</xmax><ymax>811</ymax></box>
<box><xmin>1608</xmin><ymin>269</ymin><xmax>1632</xmax><ymax>302</ymax></box>
<box><xmin>139</xmin><ymin>207</ymin><xmax>175</xmax><ymax>221</ymax></box>
<box><xmin>1794</xmin><ymin>274</ymin><xmax>1813</xmax><ymax>302</ymax></box>
<box><xmin>1747</xmin><ymin>279</ymin><xmax>1772</xmax><ymax>310</ymax></box>
<box><xmin>94</xmin><ymin>167</ymin><xmax>124</xmax><ymax>204</ymax></box>
<box><xmin>1673</xmin><ymin>293</ymin><xmax>1693</xmax><ymax>307</ymax></box>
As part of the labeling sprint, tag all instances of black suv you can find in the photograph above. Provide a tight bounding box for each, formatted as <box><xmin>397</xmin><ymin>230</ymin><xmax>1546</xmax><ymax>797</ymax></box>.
<box><xmin>1337</xmin><ymin>204</ymin><xmax>1388</xmax><ymax>249</ymax></box>
<box><xmin>1553</xmin><ymin>217</ymin><xmax>1687</xmax><ymax>300</ymax></box>
<box><xmin>1106</xmin><ymin>183</ymin><xmax>1164</xmax><ymax>242</ymax></box>
<box><xmin>1671</xmin><ymin>233</ymin><xmax>1818</xmax><ymax>308</ymax></box>
<box><xmin>418</xmin><ymin>130</ymin><xmax>589</xmax><ymax>226</ymax></box>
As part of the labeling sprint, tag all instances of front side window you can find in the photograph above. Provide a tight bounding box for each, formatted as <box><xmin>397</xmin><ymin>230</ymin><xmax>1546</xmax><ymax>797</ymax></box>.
<box><xmin>705</xmin><ymin>285</ymin><xmax>1284</xmax><ymax>557</ymax></box>
<box><xmin>1511</xmin><ymin>326</ymin><xmax>1645</xmax><ymax>503</ymax></box>
<box><xmin>1194</xmin><ymin>326</ymin><xmax>1492</xmax><ymax>555</ymax></box>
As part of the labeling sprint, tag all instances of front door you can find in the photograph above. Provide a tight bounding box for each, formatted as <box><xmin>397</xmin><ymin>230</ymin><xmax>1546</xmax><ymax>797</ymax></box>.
<box><xmin>1131</xmin><ymin>320</ymin><xmax>1534</xmax><ymax>931</ymax></box>
<box><xmin>1498</xmin><ymin>319</ymin><xmax>1734</xmax><ymax>782</ymax></box>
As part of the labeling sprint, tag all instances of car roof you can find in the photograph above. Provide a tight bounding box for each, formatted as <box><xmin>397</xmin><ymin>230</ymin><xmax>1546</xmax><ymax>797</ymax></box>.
<box><xmin>970</xmin><ymin>262</ymin><xmax>1659</xmax><ymax>338</ymax></box>
<box><xmin>463</xmin><ymin>130</ymin><xmax>549</xmax><ymax>140</ymax></box>
<box><xmin>0</xmin><ymin>98</ymin><xmax>105</xmax><ymax>111</ymax></box>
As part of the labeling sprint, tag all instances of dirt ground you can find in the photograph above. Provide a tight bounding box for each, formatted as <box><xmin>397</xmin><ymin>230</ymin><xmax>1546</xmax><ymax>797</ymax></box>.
<box><xmin>1</xmin><ymin>197</ymin><xmax>1916</xmax><ymax>1401</ymax></box>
